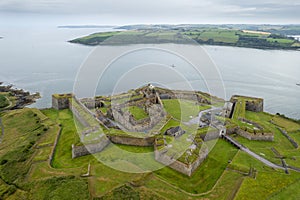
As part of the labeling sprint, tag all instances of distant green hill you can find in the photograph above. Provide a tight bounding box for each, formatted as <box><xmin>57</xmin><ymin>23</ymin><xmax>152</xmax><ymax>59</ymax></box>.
<box><xmin>69</xmin><ymin>26</ymin><xmax>300</xmax><ymax>50</ymax></box>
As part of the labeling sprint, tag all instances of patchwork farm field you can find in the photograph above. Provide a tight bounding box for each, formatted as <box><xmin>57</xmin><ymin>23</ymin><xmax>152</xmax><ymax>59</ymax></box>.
<box><xmin>69</xmin><ymin>27</ymin><xmax>300</xmax><ymax>50</ymax></box>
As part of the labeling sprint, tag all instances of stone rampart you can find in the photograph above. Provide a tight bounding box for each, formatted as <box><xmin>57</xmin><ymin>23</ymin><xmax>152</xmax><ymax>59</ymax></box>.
<box><xmin>112</xmin><ymin>103</ymin><xmax>165</xmax><ymax>132</ymax></box>
<box><xmin>154</xmin><ymin>148</ymin><xmax>208</xmax><ymax>176</ymax></box>
<box><xmin>70</xmin><ymin>104</ymin><xmax>90</xmax><ymax>128</ymax></box>
<box><xmin>49</xmin><ymin>127</ymin><xmax>62</xmax><ymax>166</ymax></box>
<box><xmin>108</xmin><ymin>135</ymin><xmax>155</xmax><ymax>146</ymax></box>
<box><xmin>236</xmin><ymin>128</ymin><xmax>274</xmax><ymax>141</ymax></box>
<box><xmin>52</xmin><ymin>94</ymin><xmax>73</xmax><ymax>110</ymax></box>
<box><xmin>239</xmin><ymin>118</ymin><xmax>264</xmax><ymax>130</ymax></box>
<box><xmin>72</xmin><ymin>138</ymin><xmax>110</xmax><ymax>158</ymax></box>
<box><xmin>230</xmin><ymin>95</ymin><xmax>263</xmax><ymax>112</ymax></box>
<box><xmin>278</xmin><ymin>128</ymin><xmax>298</xmax><ymax>148</ymax></box>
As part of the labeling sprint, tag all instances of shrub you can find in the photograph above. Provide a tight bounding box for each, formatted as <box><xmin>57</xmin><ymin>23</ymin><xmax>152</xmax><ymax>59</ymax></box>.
<box><xmin>0</xmin><ymin>159</ymin><xmax>8</xmax><ymax>165</ymax></box>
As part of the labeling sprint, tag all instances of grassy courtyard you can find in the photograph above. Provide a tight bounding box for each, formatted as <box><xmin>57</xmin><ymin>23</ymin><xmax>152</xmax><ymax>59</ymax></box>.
<box><xmin>162</xmin><ymin>99</ymin><xmax>211</xmax><ymax>122</ymax></box>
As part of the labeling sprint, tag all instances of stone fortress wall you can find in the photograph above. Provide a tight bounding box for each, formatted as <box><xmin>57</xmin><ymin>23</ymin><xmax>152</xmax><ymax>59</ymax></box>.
<box><xmin>157</xmin><ymin>89</ymin><xmax>211</xmax><ymax>104</ymax></box>
<box><xmin>52</xmin><ymin>92</ymin><xmax>220</xmax><ymax>175</ymax></box>
<box><xmin>108</xmin><ymin>135</ymin><xmax>155</xmax><ymax>146</ymax></box>
<box><xmin>52</xmin><ymin>90</ymin><xmax>275</xmax><ymax>176</ymax></box>
<box><xmin>72</xmin><ymin>139</ymin><xmax>110</xmax><ymax>158</ymax></box>
<box><xmin>52</xmin><ymin>93</ymin><xmax>73</xmax><ymax>110</ymax></box>
<box><xmin>230</xmin><ymin>95</ymin><xmax>264</xmax><ymax>112</ymax></box>
<box><xmin>154</xmin><ymin>139</ymin><xmax>208</xmax><ymax>176</ymax></box>
<box><xmin>110</xmin><ymin>90</ymin><xmax>166</xmax><ymax>132</ymax></box>
<box><xmin>235</xmin><ymin>128</ymin><xmax>274</xmax><ymax>141</ymax></box>
<box><xmin>71</xmin><ymin>135</ymin><xmax>155</xmax><ymax>158</ymax></box>
<box><xmin>70</xmin><ymin>102</ymin><xmax>91</xmax><ymax>128</ymax></box>
<box><xmin>229</xmin><ymin>95</ymin><xmax>273</xmax><ymax>141</ymax></box>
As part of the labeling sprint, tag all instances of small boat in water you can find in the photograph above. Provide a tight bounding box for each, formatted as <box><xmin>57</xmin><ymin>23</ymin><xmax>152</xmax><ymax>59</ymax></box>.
<box><xmin>297</xmin><ymin>83</ymin><xmax>300</xmax><ymax>86</ymax></box>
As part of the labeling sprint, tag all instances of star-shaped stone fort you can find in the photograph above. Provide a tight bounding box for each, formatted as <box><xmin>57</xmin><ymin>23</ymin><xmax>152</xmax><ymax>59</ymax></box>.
<box><xmin>52</xmin><ymin>84</ymin><xmax>275</xmax><ymax>176</ymax></box>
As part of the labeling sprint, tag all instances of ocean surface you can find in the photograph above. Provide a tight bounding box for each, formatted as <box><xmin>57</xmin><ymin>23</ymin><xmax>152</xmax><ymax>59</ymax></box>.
<box><xmin>0</xmin><ymin>26</ymin><xmax>300</xmax><ymax>119</ymax></box>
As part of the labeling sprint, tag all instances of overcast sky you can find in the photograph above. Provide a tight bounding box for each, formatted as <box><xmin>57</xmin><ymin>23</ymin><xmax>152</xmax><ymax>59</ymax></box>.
<box><xmin>0</xmin><ymin>0</ymin><xmax>299</xmax><ymax>26</ymax></box>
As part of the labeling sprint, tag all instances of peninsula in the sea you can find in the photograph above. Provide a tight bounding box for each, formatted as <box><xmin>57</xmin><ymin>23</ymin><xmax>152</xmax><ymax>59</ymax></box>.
<box><xmin>69</xmin><ymin>24</ymin><xmax>300</xmax><ymax>50</ymax></box>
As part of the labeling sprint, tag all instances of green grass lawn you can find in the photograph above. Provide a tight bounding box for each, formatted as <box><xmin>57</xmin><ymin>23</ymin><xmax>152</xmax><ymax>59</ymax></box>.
<box><xmin>162</xmin><ymin>99</ymin><xmax>210</xmax><ymax>122</ymax></box>
<box><xmin>197</xmin><ymin>29</ymin><xmax>239</xmax><ymax>43</ymax></box>
<box><xmin>237</xmin><ymin>111</ymin><xmax>300</xmax><ymax>166</ymax></box>
<box><xmin>42</xmin><ymin>109</ymin><xmax>90</xmax><ymax>169</ymax></box>
<box><xmin>267</xmin><ymin>38</ymin><xmax>295</xmax><ymax>44</ymax></box>
<box><xmin>0</xmin><ymin>108</ymin><xmax>91</xmax><ymax>199</ymax></box>
<box><xmin>154</xmin><ymin>139</ymin><xmax>238</xmax><ymax>194</ymax></box>
<box><xmin>160</xmin><ymin>118</ymin><xmax>180</xmax><ymax>133</ymax></box>
<box><xmin>145</xmin><ymin>170</ymin><xmax>244</xmax><ymax>200</ymax></box>
<box><xmin>93</xmin><ymin>142</ymin><xmax>163</xmax><ymax>173</ymax></box>
<box><xmin>127</xmin><ymin>106</ymin><xmax>148</xmax><ymax>120</ymax></box>
<box><xmin>115</xmin><ymin>144</ymin><xmax>154</xmax><ymax>153</ymax></box>
<box><xmin>232</xmin><ymin>151</ymin><xmax>300</xmax><ymax>200</ymax></box>
<box><xmin>0</xmin><ymin>109</ymin><xmax>50</xmax><ymax>184</ymax></box>
<box><xmin>232</xmin><ymin>98</ymin><xmax>246</xmax><ymax>120</ymax></box>
<box><xmin>287</xmin><ymin>130</ymin><xmax>300</xmax><ymax>145</ymax></box>
<box><xmin>268</xmin><ymin>178</ymin><xmax>300</xmax><ymax>200</ymax></box>
<box><xmin>271</xmin><ymin>115</ymin><xmax>300</xmax><ymax>132</ymax></box>
<box><xmin>29</xmin><ymin>176</ymin><xmax>89</xmax><ymax>200</ymax></box>
<box><xmin>234</xmin><ymin>130</ymin><xmax>293</xmax><ymax>166</ymax></box>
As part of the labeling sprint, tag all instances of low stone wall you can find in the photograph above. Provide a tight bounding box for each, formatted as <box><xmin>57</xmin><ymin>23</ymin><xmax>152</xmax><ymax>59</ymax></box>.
<box><xmin>130</xmin><ymin>115</ymin><xmax>150</xmax><ymax>126</ymax></box>
<box><xmin>49</xmin><ymin>127</ymin><xmax>62</xmax><ymax>166</ymax></box>
<box><xmin>108</xmin><ymin>135</ymin><xmax>155</xmax><ymax>147</ymax></box>
<box><xmin>72</xmin><ymin>138</ymin><xmax>111</xmax><ymax>158</ymax></box>
<box><xmin>236</xmin><ymin>128</ymin><xmax>274</xmax><ymax>141</ymax></box>
<box><xmin>287</xmin><ymin>165</ymin><xmax>300</xmax><ymax>172</ymax></box>
<box><xmin>278</xmin><ymin>128</ymin><xmax>298</xmax><ymax>148</ymax></box>
<box><xmin>239</xmin><ymin>118</ymin><xmax>264</xmax><ymax>130</ymax></box>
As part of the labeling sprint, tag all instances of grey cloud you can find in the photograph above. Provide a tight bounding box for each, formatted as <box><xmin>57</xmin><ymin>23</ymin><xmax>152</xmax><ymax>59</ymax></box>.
<box><xmin>0</xmin><ymin>0</ymin><xmax>299</xmax><ymax>24</ymax></box>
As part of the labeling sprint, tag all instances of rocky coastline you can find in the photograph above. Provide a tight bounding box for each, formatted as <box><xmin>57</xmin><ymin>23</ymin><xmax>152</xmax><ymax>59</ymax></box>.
<box><xmin>0</xmin><ymin>82</ymin><xmax>40</xmax><ymax>110</ymax></box>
